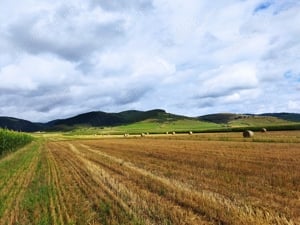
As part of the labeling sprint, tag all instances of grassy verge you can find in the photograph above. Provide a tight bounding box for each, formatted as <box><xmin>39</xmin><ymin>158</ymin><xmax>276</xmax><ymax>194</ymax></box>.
<box><xmin>0</xmin><ymin>142</ymin><xmax>40</xmax><ymax>221</ymax></box>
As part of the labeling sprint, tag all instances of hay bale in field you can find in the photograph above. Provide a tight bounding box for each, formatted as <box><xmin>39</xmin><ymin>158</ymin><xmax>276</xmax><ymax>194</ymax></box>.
<box><xmin>261</xmin><ymin>128</ymin><xmax>267</xmax><ymax>133</ymax></box>
<box><xmin>166</xmin><ymin>132</ymin><xmax>169</xmax><ymax>135</ymax></box>
<box><xmin>141</xmin><ymin>133</ymin><xmax>145</xmax><ymax>137</ymax></box>
<box><xmin>172</xmin><ymin>131</ymin><xmax>176</xmax><ymax>135</ymax></box>
<box><xmin>243</xmin><ymin>130</ymin><xmax>254</xmax><ymax>138</ymax></box>
<box><xmin>124</xmin><ymin>133</ymin><xmax>129</xmax><ymax>137</ymax></box>
<box><xmin>189</xmin><ymin>131</ymin><xmax>193</xmax><ymax>135</ymax></box>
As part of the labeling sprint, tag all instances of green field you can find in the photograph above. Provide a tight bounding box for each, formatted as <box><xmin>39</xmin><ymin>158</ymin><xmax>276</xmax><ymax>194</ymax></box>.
<box><xmin>57</xmin><ymin>116</ymin><xmax>300</xmax><ymax>136</ymax></box>
<box><xmin>68</xmin><ymin>119</ymin><xmax>223</xmax><ymax>135</ymax></box>
<box><xmin>228</xmin><ymin>116</ymin><xmax>297</xmax><ymax>127</ymax></box>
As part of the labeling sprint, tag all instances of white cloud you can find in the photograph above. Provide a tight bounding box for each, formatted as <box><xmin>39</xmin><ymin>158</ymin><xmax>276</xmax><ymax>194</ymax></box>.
<box><xmin>0</xmin><ymin>55</ymin><xmax>79</xmax><ymax>90</ymax></box>
<box><xmin>197</xmin><ymin>62</ymin><xmax>258</xmax><ymax>98</ymax></box>
<box><xmin>288</xmin><ymin>100</ymin><xmax>300</xmax><ymax>111</ymax></box>
<box><xmin>0</xmin><ymin>0</ymin><xmax>300</xmax><ymax>121</ymax></box>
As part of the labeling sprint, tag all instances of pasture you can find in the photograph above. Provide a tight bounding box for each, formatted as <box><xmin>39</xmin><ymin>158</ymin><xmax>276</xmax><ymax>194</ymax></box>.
<box><xmin>0</xmin><ymin>131</ymin><xmax>299</xmax><ymax>224</ymax></box>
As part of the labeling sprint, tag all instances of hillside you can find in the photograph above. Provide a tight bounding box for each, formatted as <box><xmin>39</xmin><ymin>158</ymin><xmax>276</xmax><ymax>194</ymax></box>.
<box><xmin>0</xmin><ymin>109</ymin><xmax>190</xmax><ymax>132</ymax></box>
<box><xmin>227</xmin><ymin>116</ymin><xmax>295</xmax><ymax>127</ymax></box>
<box><xmin>0</xmin><ymin>117</ymin><xmax>44</xmax><ymax>132</ymax></box>
<box><xmin>0</xmin><ymin>110</ymin><xmax>299</xmax><ymax>132</ymax></box>
<box><xmin>117</xmin><ymin>109</ymin><xmax>186</xmax><ymax>123</ymax></box>
<box><xmin>259</xmin><ymin>113</ymin><xmax>300</xmax><ymax>122</ymax></box>
<box><xmin>70</xmin><ymin>118</ymin><xmax>220</xmax><ymax>135</ymax></box>
<box><xmin>198</xmin><ymin>113</ymin><xmax>300</xmax><ymax>125</ymax></box>
<box><xmin>48</xmin><ymin>109</ymin><xmax>186</xmax><ymax>129</ymax></box>
<box><xmin>198</xmin><ymin>113</ymin><xmax>243</xmax><ymax>124</ymax></box>
<box><xmin>48</xmin><ymin>111</ymin><xmax>125</xmax><ymax>127</ymax></box>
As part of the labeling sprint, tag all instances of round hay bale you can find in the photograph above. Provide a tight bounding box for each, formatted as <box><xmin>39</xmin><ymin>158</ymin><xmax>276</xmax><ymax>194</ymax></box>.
<box><xmin>141</xmin><ymin>133</ymin><xmax>145</xmax><ymax>137</ymax></box>
<box><xmin>261</xmin><ymin>128</ymin><xmax>267</xmax><ymax>133</ymax></box>
<box><xmin>243</xmin><ymin>130</ymin><xmax>254</xmax><ymax>138</ymax></box>
<box><xmin>172</xmin><ymin>131</ymin><xmax>176</xmax><ymax>135</ymax></box>
<box><xmin>189</xmin><ymin>131</ymin><xmax>193</xmax><ymax>135</ymax></box>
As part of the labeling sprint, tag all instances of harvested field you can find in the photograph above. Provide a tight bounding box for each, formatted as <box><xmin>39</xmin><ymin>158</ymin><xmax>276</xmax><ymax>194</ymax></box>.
<box><xmin>0</xmin><ymin>131</ymin><xmax>299</xmax><ymax>224</ymax></box>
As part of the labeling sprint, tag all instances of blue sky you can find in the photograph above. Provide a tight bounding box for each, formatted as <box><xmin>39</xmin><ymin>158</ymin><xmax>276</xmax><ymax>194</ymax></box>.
<box><xmin>0</xmin><ymin>0</ymin><xmax>299</xmax><ymax>121</ymax></box>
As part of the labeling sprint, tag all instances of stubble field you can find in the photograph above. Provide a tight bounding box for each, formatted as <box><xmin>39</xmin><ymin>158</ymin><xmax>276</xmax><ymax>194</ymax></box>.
<box><xmin>0</xmin><ymin>131</ymin><xmax>299</xmax><ymax>225</ymax></box>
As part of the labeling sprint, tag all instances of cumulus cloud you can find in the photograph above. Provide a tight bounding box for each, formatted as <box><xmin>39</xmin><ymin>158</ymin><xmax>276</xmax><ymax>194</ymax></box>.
<box><xmin>7</xmin><ymin>4</ymin><xmax>125</xmax><ymax>62</ymax></box>
<box><xmin>0</xmin><ymin>0</ymin><xmax>299</xmax><ymax>121</ymax></box>
<box><xmin>196</xmin><ymin>62</ymin><xmax>258</xmax><ymax>99</ymax></box>
<box><xmin>91</xmin><ymin>0</ymin><xmax>153</xmax><ymax>11</ymax></box>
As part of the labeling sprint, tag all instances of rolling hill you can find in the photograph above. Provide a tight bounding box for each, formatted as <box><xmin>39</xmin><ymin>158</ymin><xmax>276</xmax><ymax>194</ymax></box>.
<box><xmin>259</xmin><ymin>113</ymin><xmax>300</xmax><ymax>122</ymax></box>
<box><xmin>198</xmin><ymin>113</ymin><xmax>243</xmax><ymax>124</ymax></box>
<box><xmin>199</xmin><ymin>113</ymin><xmax>300</xmax><ymax>124</ymax></box>
<box><xmin>0</xmin><ymin>110</ymin><xmax>299</xmax><ymax>132</ymax></box>
<box><xmin>47</xmin><ymin>109</ymin><xmax>186</xmax><ymax>128</ymax></box>
<box><xmin>0</xmin><ymin>109</ymin><xmax>190</xmax><ymax>132</ymax></box>
<box><xmin>0</xmin><ymin>117</ymin><xmax>45</xmax><ymax>132</ymax></box>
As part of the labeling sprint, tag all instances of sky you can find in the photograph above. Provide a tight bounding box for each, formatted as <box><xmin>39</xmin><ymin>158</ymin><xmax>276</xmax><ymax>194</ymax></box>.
<box><xmin>0</xmin><ymin>0</ymin><xmax>300</xmax><ymax>122</ymax></box>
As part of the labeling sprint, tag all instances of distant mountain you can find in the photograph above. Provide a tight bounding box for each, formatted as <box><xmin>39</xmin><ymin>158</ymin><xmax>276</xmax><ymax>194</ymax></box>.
<box><xmin>117</xmin><ymin>109</ymin><xmax>185</xmax><ymax>123</ymax></box>
<box><xmin>198</xmin><ymin>113</ymin><xmax>245</xmax><ymax>124</ymax></box>
<box><xmin>48</xmin><ymin>111</ymin><xmax>125</xmax><ymax>127</ymax></box>
<box><xmin>198</xmin><ymin>113</ymin><xmax>300</xmax><ymax>124</ymax></box>
<box><xmin>0</xmin><ymin>110</ymin><xmax>299</xmax><ymax>132</ymax></box>
<box><xmin>0</xmin><ymin>109</ymin><xmax>187</xmax><ymax>131</ymax></box>
<box><xmin>259</xmin><ymin>113</ymin><xmax>300</xmax><ymax>122</ymax></box>
<box><xmin>0</xmin><ymin>117</ymin><xmax>45</xmax><ymax>132</ymax></box>
<box><xmin>47</xmin><ymin>109</ymin><xmax>184</xmax><ymax>129</ymax></box>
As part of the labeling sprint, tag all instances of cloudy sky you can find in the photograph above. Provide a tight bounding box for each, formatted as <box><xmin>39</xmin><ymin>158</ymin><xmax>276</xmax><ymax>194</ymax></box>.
<box><xmin>0</xmin><ymin>0</ymin><xmax>300</xmax><ymax>122</ymax></box>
